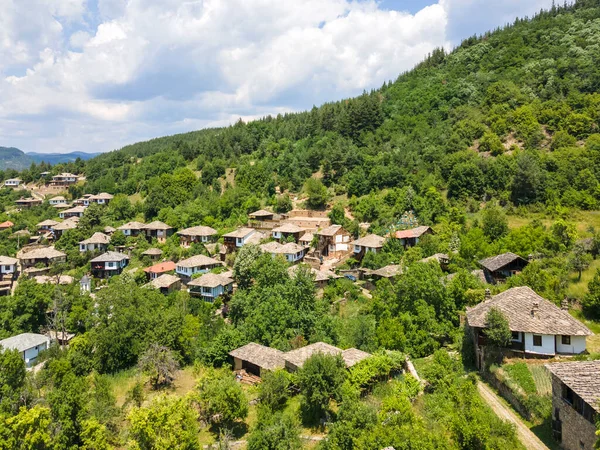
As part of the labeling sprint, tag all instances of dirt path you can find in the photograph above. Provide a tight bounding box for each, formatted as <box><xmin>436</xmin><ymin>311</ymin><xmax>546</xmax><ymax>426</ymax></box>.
<box><xmin>477</xmin><ymin>381</ymin><xmax>549</xmax><ymax>450</ymax></box>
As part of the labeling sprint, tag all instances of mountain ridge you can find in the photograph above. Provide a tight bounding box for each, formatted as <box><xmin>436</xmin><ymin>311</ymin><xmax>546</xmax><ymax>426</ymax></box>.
<box><xmin>0</xmin><ymin>147</ymin><xmax>99</xmax><ymax>171</ymax></box>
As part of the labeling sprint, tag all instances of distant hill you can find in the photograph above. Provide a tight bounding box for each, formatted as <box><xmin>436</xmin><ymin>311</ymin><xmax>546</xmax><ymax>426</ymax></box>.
<box><xmin>26</xmin><ymin>151</ymin><xmax>100</xmax><ymax>165</ymax></box>
<box><xmin>0</xmin><ymin>147</ymin><xmax>99</xmax><ymax>170</ymax></box>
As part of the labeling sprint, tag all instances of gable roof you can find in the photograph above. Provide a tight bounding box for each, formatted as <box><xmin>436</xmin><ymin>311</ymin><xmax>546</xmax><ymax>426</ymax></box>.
<box><xmin>392</xmin><ymin>226</ymin><xmax>432</xmax><ymax>239</ymax></box>
<box><xmin>284</xmin><ymin>342</ymin><xmax>342</xmax><ymax>369</ymax></box>
<box><xmin>466</xmin><ymin>286</ymin><xmax>593</xmax><ymax>336</ymax></box>
<box><xmin>223</xmin><ymin>227</ymin><xmax>256</xmax><ymax>239</ymax></box>
<box><xmin>546</xmin><ymin>361</ymin><xmax>600</xmax><ymax>412</ymax></box>
<box><xmin>0</xmin><ymin>256</ymin><xmax>18</xmax><ymax>265</ymax></box>
<box><xmin>341</xmin><ymin>348</ymin><xmax>372</xmax><ymax>367</ymax></box>
<box><xmin>0</xmin><ymin>333</ymin><xmax>49</xmax><ymax>353</ymax></box>
<box><xmin>177</xmin><ymin>254</ymin><xmax>221</xmax><ymax>268</ymax></box>
<box><xmin>143</xmin><ymin>221</ymin><xmax>173</xmax><ymax>231</ymax></box>
<box><xmin>50</xmin><ymin>196</ymin><xmax>66</xmax><ymax>201</ymax></box>
<box><xmin>79</xmin><ymin>232</ymin><xmax>111</xmax><ymax>245</ymax></box>
<box><xmin>177</xmin><ymin>225</ymin><xmax>217</xmax><ymax>237</ymax></box>
<box><xmin>288</xmin><ymin>264</ymin><xmax>340</xmax><ymax>282</ymax></box>
<box><xmin>0</xmin><ymin>220</ymin><xmax>14</xmax><ymax>228</ymax></box>
<box><xmin>260</xmin><ymin>241</ymin><xmax>282</xmax><ymax>253</ymax></box>
<box><xmin>352</xmin><ymin>234</ymin><xmax>385</xmax><ymax>248</ymax></box>
<box><xmin>229</xmin><ymin>343</ymin><xmax>285</xmax><ymax>371</ymax></box>
<box><xmin>52</xmin><ymin>217</ymin><xmax>79</xmax><ymax>230</ymax></box>
<box><xmin>37</xmin><ymin>219</ymin><xmax>60</xmax><ymax>227</ymax></box>
<box><xmin>142</xmin><ymin>247</ymin><xmax>163</xmax><ymax>256</ymax></box>
<box><xmin>272</xmin><ymin>223</ymin><xmax>304</xmax><ymax>233</ymax></box>
<box><xmin>188</xmin><ymin>272</ymin><xmax>234</xmax><ymax>288</ymax></box>
<box><xmin>61</xmin><ymin>205</ymin><xmax>86</xmax><ymax>214</ymax></box>
<box><xmin>89</xmin><ymin>192</ymin><xmax>114</xmax><ymax>200</ymax></box>
<box><xmin>117</xmin><ymin>221</ymin><xmax>146</xmax><ymax>231</ymax></box>
<box><xmin>371</xmin><ymin>264</ymin><xmax>403</xmax><ymax>278</ymax></box>
<box><xmin>18</xmin><ymin>247</ymin><xmax>66</xmax><ymax>260</ymax></box>
<box><xmin>249</xmin><ymin>209</ymin><xmax>274</xmax><ymax>218</ymax></box>
<box><xmin>299</xmin><ymin>232</ymin><xmax>314</xmax><ymax>243</ymax></box>
<box><xmin>479</xmin><ymin>252</ymin><xmax>527</xmax><ymax>272</ymax></box>
<box><xmin>145</xmin><ymin>273</ymin><xmax>180</xmax><ymax>290</ymax></box>
<box><xmin>90</xmin><ymin>251</ymin><xmax>129</xmax><ymax>263</ymax></box>
<box><xmin>318</xmin><ymin>224</ymin><xmax>346</xmax><ymax>237</ymax></box>
<box><xmin>144</xmin><ymin>261</ymin><xmax>176</xmax><ymax>274</ymax></box>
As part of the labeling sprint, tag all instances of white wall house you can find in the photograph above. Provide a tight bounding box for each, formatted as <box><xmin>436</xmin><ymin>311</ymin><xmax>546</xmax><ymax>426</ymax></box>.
<box><xmin>0</xmin><ymin>333</ymin><xmax>51</xmax><ymax>367</ymax></box>
<box><xmin>49</xmin><ymin>196</ymin><xmax>67</xmax><ymax>205</ymax></box>
<box><xmin>4</xmin><ymin>178</ymin><xmax>21</xmax><ymax>187</ymax></box>
<box><xmin>188</xmin><ymin>273</ymin><xmax>234</xmax><ymax>302</ymax></box>
<box><xmin>0</xmin><ymin>256</ymin><xmax>18</xmax><ymax>278</ymax></box>
<box><xmin>175</xmin><ymin>255</ymin><xmax>222</xmax><ymax>278</ymax></box>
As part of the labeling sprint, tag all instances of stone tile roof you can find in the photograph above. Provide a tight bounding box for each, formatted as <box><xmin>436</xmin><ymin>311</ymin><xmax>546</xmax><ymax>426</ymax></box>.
<box><xmin>299</xmin><ymin>232</ymin><xmax>314</xmax><ymax>243</ymax></box>
<box><xmin>392</xmin><ymin>226</ymin><xmax>432</xmax><ymax>239</ymax></box>
<box><xmin>546</xmin><ymin>361</ymin><xmax>600</xmax><ymax>412</ymax></box>
<box><xmin>245</xmin><ymin>231</ymin><xmax>266</xmax><ymax>245</ymax></box>
<box><xmin>278</xmin><ymin>242</ymin><xmax>307</xmax><ymax>254</ymax></box>
<box><xmin>478</xmin><ymin>252</ymin><xmax>527</xmax><ymax>272</ymax></box>
<box><xmin>50</xmin><ymin>196</ymin><xmax>66</xmax><ymax>201</ymax></box>
<box><xmin>104</xmin><ymin>226</ymin><xmax>116</xmax><ymax>234</ymax></box>
<box><xmin>117</xmin><ymin>221</ymin><xmax>146</xmax><ymax>231</ymax></box>
<box><xmin>188</xmin><ymin>272</ymin><xmax>234</xmax><ymax>288</ymax></box>
<box><xmin>371</xmin><ymin>264</ymin><xmax>403</xmax><ymax>278</ymax></box>
<box><xmin>176</xmin><ymin>254</ymin><xmax>221</xmax><ymax>268</ymax></box>
<box><xmin>177</xmin><ymin>225</ymin><xmax>217</xmax><ymax>237</ymax></box>
<box><xmin>288</xmin><ymin>264</ymin><xmax>340</xmax><ymax>283</ymax></box>
<box><xmin>143</xmin><ymin>221</ymin><xmax>173</xmax><ymax>231</ymax></box>
<box><xmin>18</xmin><ymin>247</ymin><xmax>66</xmax><ymax>260</ymax></box>
<box><xmin>466</xmin><ymin>286</ymin><xmax>593</xmax><ymax>336</ymax></box>
<box><xmin>145</xmin><ymin>274</ymin><xmax>181</xmax><ymax>290</ymax></box>
<box><xmin>0</xmin><ymin>256</ymin><xmax>18</xmax><ymax>265</ymax></box>
<box><xmin>79</xmin><ymin>232</ymin><xmax>111</xmax><ymax>245</ymax></box>
<box><xmin>284</xmin><ymin>342</ymin><xmax>343</xmax><ymax>369</ymax></box>
<box><xmin>229</xmin><ymin>343</ymin><xmax>285</xmax><ymax>371</ymax></box>
<box><xmin>318</xmin><ymin>224</ymin><xmax>345</xmax><ymax>237</ymax></box>
<box><xmin>352</xmin><ymin>234</ymin><xmax>385</xmax><ymax>248</ymax></box>
<box><xmin>260</xmin><ymin>241</ymin><xmax>283</xmax><ymax>253</ymax></box>
<box><xmin>61</xmin><ymin>205</ymin><xmax>86</xmax><ymax>214</ymax></box>
<box><xmin>0</xmin><ymin>333</ymin><xmax>49</xmax><ymax>352</ymax></box>
<box><xmin>90</xmin><ymin>251</ymin><xmax>129</xmax><ymax>263</ymax></box>
<box><xmin>341</xmin><ymin>348</ymin><xmax>372</xmax><ymax>367</ymax></box>
<box><xmin>249</xmin><ymin>209</ymin><xmax>274</xmax><ymax>218</ymax></box>
<box><xmin>420</xmin><ymin>253</ymin><xmax>449</xmax><ymax>264</ymax></box>
<box><xmin>37</xmin><ymin>219</ymin><xmax>60</xmax><ymax>227</ymax></box>
<box><xmin>89</xmin><ymin>192</ymin><xmax>114</xmax><ymax>200</ymax></box>
<box><xmin>272</xmin><ymin>223</ymin><xmax>304</xmax><ymax>233</ymax></box>
<box><xmin>142</xmin><ymin>248</ymin><xmax>162</xmax><ymax>256</ymax></box>
<box><xmin>52</xmin><ymin>217</ymin><xmax>79</xmax><ymax>230</ymax></box>
<box><xmin>223</xmin><ymin>227</ymin><xmax>256</xmax><ymax>238</ymax></box>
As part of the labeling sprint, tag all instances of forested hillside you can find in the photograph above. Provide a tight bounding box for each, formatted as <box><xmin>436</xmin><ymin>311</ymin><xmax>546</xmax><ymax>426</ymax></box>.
<box><xmin>1</xmin><ymin>1</ymin><xmax>600</xmax><ymax>449</ymax></box>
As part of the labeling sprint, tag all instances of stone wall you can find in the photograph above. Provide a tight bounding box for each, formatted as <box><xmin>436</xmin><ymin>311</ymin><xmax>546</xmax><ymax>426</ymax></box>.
<box><xmin>550</xmin><ymin>375</ymin><xmax>598</xmax><ymax>450</ymax></box>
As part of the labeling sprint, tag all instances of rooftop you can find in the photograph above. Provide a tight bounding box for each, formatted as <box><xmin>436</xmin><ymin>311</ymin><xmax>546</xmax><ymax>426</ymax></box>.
<box><xmin>466</xmin><ymin>286</ymin><xmax>593</xmax><ymax>336</ymax></box>
<box><xmin>117</xmin><ymin>221</ymin><xmax>146</xmax><ymax>230</ymax></box>
<box><xmin>0</xmin><ymin>333</ymin><xmax>49</xmax><ymax>353</ymax></box>
<box><xmin>188</xmin><ymin>272</ymin><xmax>234</xmax><ymax>288</ymax></box>
<box><xmin>177</xmin><ymin>254</ymin><xmax>221</xmax><ymax>268</ymax></box>
<box><xmin>299</xmin><ymin>232</ymin><xmax>314</xmax><ymax>242</ymax></box>
<box><xmin>479</xmin><ymin>252</ymin><xmax>527</xmax><ymax>272</ymax></box>
<box><xmin>229</xmin><ymin>343</ymin><xmax>285</xmax><ymax>371</ymax></box>
<box><xmin>177</xmin><ymin>225</ymin><xmax>218</xmax><ymax>236</ymax></box>
<box><xmin>352</xmin><ymin>234</ymin><xmax>385</xmax><ymax>248</ymax></box>
<box><xmin>90</xmin><ymin>251</ymin><xmax>130</xmax><ymax>263</ymax></box>
<box><xmin>272</xmin><ymin>223</ymin><xmax>304</xmax><ymax>233</ymax></box>
<box><xmin>61</xmin><ymin>205</ymin><xmax>86</xmax><ymax>214</ymax></box>
<box><xmin>284</xmin><ymin>342</ymin><xmax>343</xmax><ymax>369</ymax></box>
<box><xmin>223</xmin><ymin>227</ymin><xmax>256</xmax><ymax>238</ymax></box>
<box><xmin>249</xmin><ymin>209</ymin><xmax>274</xmax><ymax>218</ymax></box>
<box><xmin>318</xmin><ymin>224</ymin><xmax>345</xmax><ymax>237</ymax></box>
<box><xmin>0</xmin><ymin>256</ymin><xmax>18</xmax><ymax>265</ymax></box>
<box><xmin>392</xmin><ymin>226</ymin><xmax>432</xmax><ymax>239</ymax></box>
<box><xmin>370</xmin><ymin>264</ymin><xmax>403</xmax><ymax>278</ymax></box>
<box><xmin>18</xmin><ymin>247</ymin><xmax>66</xmax><ymax>260</ymax></box>
<box><xmin>89</xmin><ymin>192</ymin><xmax>114</xmax><ymax>200</ymax></box>
<box><xmin>52</xmin><ymin>217</ymin><xmax>79</xmax><ymax>230</ymax></box>
<box><xmin>546</xmin><ymin>361</ymin><xmax>600</xmax><ymax>412</ymax></box>
<box><xmin>288</xmin><ymin>264</ymin><xmax>341</xmax><ymax>282</ymax></box>
<box><xmin>142</xmin><ymin>247</ymin><xmax>163</xmax><ymax>256</ymax></box>
<box><xmin>79</xmin><ymin>232</ymin><xmax>111</xmax><ymax>245</ymax></box>
<box><xmin>144</xmin><ymin>261</ymin><xmax>176</xmax><ymax>273</ymax></box>
<box><xmin>145</xmin><ymin>274</ymin><xmax>181</xmax><ymax>290</ymax></box>
<box><xmin>143</xmin><ymin>220</ymin><xmax>173</xmax><ymax>231</ymax></box>
<box><xmin>37</xmin><ymin>219</ymin><xmax>60</xmax><ymax>227</ymax></box>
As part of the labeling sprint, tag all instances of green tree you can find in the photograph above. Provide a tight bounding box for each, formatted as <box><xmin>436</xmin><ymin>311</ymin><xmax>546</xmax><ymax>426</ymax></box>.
<box><xmin>481</xmin><ymin>204</ymin><xmax>509</xmax><ymax>241</ymax></box>
<box><xmin>258</xmin><ymin>370</ymin><xmax>291</xmax><ymax>411</ymax></box>
<box><xmin>484</xmin><ymin>308</ymin><xmax>511</xmax><ymax>349</ymax></box>
<box><xmin>128</xmin><ymin>396</ymin><xmax>200</xmax><ymax>450</ymax></box>
<box><xmin>582</xmin><ymin>269</ymin><xmax>600</xmax><ymax>320</ymax></box>
<box><xmin>247</xmin><ymin>409</ymin><xmax>302</xmax><ymax>450</ymax></box>
<box><xmin>0</xmin><ymin>347</ymin><xmax>26</xmax><ymax>414</ymax></box>
<box><xmin>568</xmin><ymin>243</ymin><xmax>592</xmax><ymax>280</ymax></box>
<box><xmin>479</xmin><ymin>131</ymin><xmax>504</xmax><ymax>155</ymax></box>
<box><xmin>137</xmin><ymin>344</ymin><xmax>180</xmax><ymax>388</ymax></box>
<box><xmin>304</xmin><ymin>178</ymin><xmax>328</xmax><ymax>209</ymax></box>
<box><xmin>297</xmin><ymin>353</ymin><xmax>346</xmax><ymax>424</ymax></box>
<box><xmin>0</xmin><ymin>406</ymin><xmax>54</xmax><ymax>450</ymax></box>
<box><xmin>197</xmin><ymin>369</ymin><xmax>248</xmax><ymax>427</ymax></box>
<box><xmin>233</xmin><ymin>244</ymin><xmax>263</xmax><ymax>290</ymax></box>
<box><xmin>107</xmin><ymin>194</ymin><xmax>134</xmax><ymax>221</ymax></box>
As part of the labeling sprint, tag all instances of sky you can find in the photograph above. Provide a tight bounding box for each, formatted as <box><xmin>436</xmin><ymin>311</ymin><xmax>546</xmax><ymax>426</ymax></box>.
<box><xmin>0</xmin><ymin>0</ymin><xmax>557</xmax><ymax>154</ymax></box>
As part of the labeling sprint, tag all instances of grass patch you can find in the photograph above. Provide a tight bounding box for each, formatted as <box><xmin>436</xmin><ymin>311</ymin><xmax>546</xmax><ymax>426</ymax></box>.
<box><xmin>503</xmin><ymin>363</ymin><xmax>536</xmax><ymax>395</ymax></box>
<box><xmin>529</xmin><ymin>365</ymin><xmax>551</xmax><ymax>396</ymax></box>
<box><xmin>567</xmin><ymin>258</ymin><xmax>600</xmax><ymax>299</ymax></box>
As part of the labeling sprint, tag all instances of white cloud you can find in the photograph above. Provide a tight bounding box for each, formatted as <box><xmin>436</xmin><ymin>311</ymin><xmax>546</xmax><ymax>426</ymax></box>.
<box><xmin>0</xmin><ymin>0</ymin><xmax>556</xmax><ymax>154</ymax></box>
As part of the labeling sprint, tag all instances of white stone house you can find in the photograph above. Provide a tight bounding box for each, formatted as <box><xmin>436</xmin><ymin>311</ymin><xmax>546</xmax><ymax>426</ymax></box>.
<box><xmin>0</xmin><ymin>256</ymin><xmax>18</xmax><ymax>279</ymax></box>
<box><xmin>4</xmin><ymin>178</ymin><xmax>21</xmax><ymax>187</ymax></box>
<box><xmin>49</xmin><ymin>196</ymin><xmax>67</xmax><ymax>205</ymax></box>
<box><xmin>0</xmin><ymin>333</ymin><xmax>51</xmax><ymax>367</ymax></box>
<box><xmin>175</xmin><ymin>254</ymin><xmax>222</xmax><ymax>279</ymax></box>
<box><xmin>79</xmin><ymin>232</ymin><xmax>111</xmax><ymax>252</ymax></box>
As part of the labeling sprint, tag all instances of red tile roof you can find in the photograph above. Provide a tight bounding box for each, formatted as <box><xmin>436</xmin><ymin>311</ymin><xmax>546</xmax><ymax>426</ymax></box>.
<box><xmin>144</xmin><ymin>261</ymin><xmax>176</xmax><ymax>274</ymax></box>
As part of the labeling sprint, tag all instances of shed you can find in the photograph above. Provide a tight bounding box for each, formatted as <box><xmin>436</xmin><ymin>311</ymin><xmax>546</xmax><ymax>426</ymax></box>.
<box><xmin>229</xmin><ymin>343</ymin><xmax>285</xmax><ymax>376</ymax></box>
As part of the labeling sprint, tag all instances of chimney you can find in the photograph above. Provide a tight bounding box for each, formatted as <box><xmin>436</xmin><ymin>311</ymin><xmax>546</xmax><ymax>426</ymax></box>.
<box><xmin>531</xmin><ymin>301</ymin><xmax>539</xmax><ymax>318</ymax></box>
<box><xmin>484</xmin><ymin>288</ymin><xmax>491</xmax><ymax>301</ymax></box>
<box><xmin>528</xmin><ymin>253</ymin><xmax>534</xmax><ymax>262</ymax></box>
<box><xmin>561</xmin><ymin>298</ymin><xmax>569</xmax><ymax>311</ymax></box>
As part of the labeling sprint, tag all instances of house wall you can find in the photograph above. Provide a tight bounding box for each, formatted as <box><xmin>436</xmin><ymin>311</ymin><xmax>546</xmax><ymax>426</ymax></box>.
<box><xmin>555</xmin><ymin>335</ymin><xmax>587</xmax><ymax>354</ymax></box>
<box><xmin>1</xmin><ymin>264</ymin><xmax>16</xmax><ymax>275</ymax></box>
<box><xmin>524</xmin><ymin>333</ymin><xmax>555</xmax><ymax>355</ymax></box>
<box><xmin>23</xmin><ymin>341</ymin><xmax>48</xmax><ymax>366</ymax></box>
<box><xmin>551</xmin><ymin>376</ymin><xmax>598</xmax><ymax>450</ymax></box>
<box><xmin>176</xmin><ymin>265</ymin><xmax>214</xmax><ymax>277</ymax></box>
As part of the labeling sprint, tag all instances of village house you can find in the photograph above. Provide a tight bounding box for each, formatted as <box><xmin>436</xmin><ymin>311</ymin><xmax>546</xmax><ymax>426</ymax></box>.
<box><xmin>299</xmin><ymin>232</ymin><xmax>314</xmax><ymax>247</ymax></box>
<box><xmin>466</xmin><ymin>287</ymin><xmax>593</xmax><ymax>369</ymax></box>
<box><xmin>37</xmin><ymin>220</ymin><xmax>60</xmax><ymax>235</ymax></box>
<box><xmin>88</xmin><ymin>193</ymin><xmax>114</xmax><ymax>205</ymax></box>
<box><xmin>229</xmin><ymin>343</ymin><xmax>286</xmax><ymax>377</ymax></box>
<box><xmin>103</xmin><ymin>226</ymin><xmax>116</xmax><ymax>235</ymax></box>
<box><xmin>546</xmin><ymin>361</ymin><xmax>600</xmax><ymax>450</ymax></box>
<box><xmin>51</xmin><ymin>217</ymin><xmax>79</xmax><ymax>239</ymax></box>
<box><xmin>0</xmin><ymin>256</ymin><xmax>19</xmax><ymax>280</ymax></box>
<box><xmin>351</xmin><ymin>234</ymin><xmax>386</xmax><ymax>259</ymax></box>
<box><xmin>367</xmin><ymin>264</ymin><xmax>403</xmax><ymax>283</ymax></box>
<box><xmin>260</xmin><ymin>241</ymin><xmax>308</xmax><ymax>263</ymax></box>
<box><xmin>48</xmin><ymin>196</ymin><xmax>67</xmax><ymax>205</ymax></box>
<box><xmin>177</xmin><ymin>225</ymin><xmax>218</xmax><ymax>247</ymax></box>
<box><xmin>143</xmin><ymin>221</ymin><xmax>174</xmax><ymax>243</ymax></box>
<box><xmin>4</xmin><ymin>178</ymin><xmax>22</xmax><ymax>188</ymax></box>
<box><xmin>144</xmin><ymin>273</ymin><xmax>181</xmax><ymax>295</ymax></box>
<box><xmin>420</xmin><ymin>253</ymin><xmax>450</xmax><ymax>271</ymax></box>
<box><xmin>18</xmin><ymin>247</ymin><xmax>66</xmax><ymax>269</ymax></box>
<box><xmin>288</xmin><ymin>264</ymin><xmax>340</xmax><ymax>289</ymax></box>
<box><xmin>117</xmin><ymin>221</ymin><xmax>146</xmax><ymax>237</ymax></box>
<box><xmin>283</xmin><ymin>209</ymin><xmax>331</xmax><ymax>231</ymax></box>
<box><xmin>79</xmin><ymin>232</ymin><xmax>111</xmax><ymax>253</ymax></box>
<box><xmin>59</xmin><ymin>205</ymin><xmax>86</xmax><ymax>219</ymax></box>
<box><xmin>390</xmin><ymin>225</ymin><xmax>433</xmax><ymax>248</ymax></box>
<box><xmin>144</xmin><ymin>261</ymin><xmax>176</xmax><ymax>280</ymax></box>
<box><xmin>478</xmin><ymin>252</ymin><xmax>529</xmax><ymax>284</ymax></box>
<box><xmin>50</xmin><ymin>173</ymin><xmax>78</xmax><ymax>187</ymax></box>
<box><xmin>0</xmin><ymin>333</ymin><xmax>51</xmax><ymax>368</ymax></box>
<box><xmin>15</xmin><ymin>197</ymin><xmax>42</xmax><ymax>209</ymax></box>
<box><xmin>316</xmin><ymin>225</ymin><xmax>352</xmax><ymax>258</ymax></box>
<box><xmin>222</xmin><ymin>227</ymin><xmax>263</xmax><ymax>253</ymax></box>
<box><xmin>90</xmin><ymin>251</ymin><xmax>129</xmax><ymax>278</ymax></box>
<box><xmin>271</xmin><ymin>223</ymin><xmax>304</xmax><ymax>243</ymax></box>
<box><xmin>79</xmin><ymin>275</ymin><xmax>91</xmax><ymax>293</ymax></box>
<box><xmin>187</xmin><ymin>272</ymin><xmax>234</xmax><ymax>302</ymax></box>
<box><xmin>283</xmin><ymin>342</ymin><xmax>371</xmax><ymax>372</ymax></box>
<box><xmin>175</xmin><ymin>254</ymin><xmax>222</xmax><ymax>279</ymax></box>
<box><xmin>0</xmin><ymin>220</ymin><xmax>14</xmax><ymax>231</ymax></box>
<box><xmin>141</xmin><ymin>248</ymin><xmax>162</xmax><ymax>260</ymax></box>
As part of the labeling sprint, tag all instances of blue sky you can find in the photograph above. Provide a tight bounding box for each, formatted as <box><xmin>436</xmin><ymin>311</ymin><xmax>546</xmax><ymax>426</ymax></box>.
<box><xmin>0</xmin><ymin>0</ymin><xmax>557</xmax><ymax>154</ymax></box>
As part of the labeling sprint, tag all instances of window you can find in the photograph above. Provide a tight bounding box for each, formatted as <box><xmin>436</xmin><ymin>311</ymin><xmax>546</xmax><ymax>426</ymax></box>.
<box><xmin>511</xmin><ymin>331</ymin><xmax>520</xmax><ymax>341</ymax></box>
<box><xmin>533</xmin><ymin>335</ymin><xmax>542</xmax><ymax>346</ymax></box>
<box><xmin>562</xmin><ymin>384</ymin><xmax>574</xmax><ymax>405</ymax></box>
<box><xmin>561</xmin><ymin>335</ymin><xmax>571</xmax><ymax>345</ymax></box>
